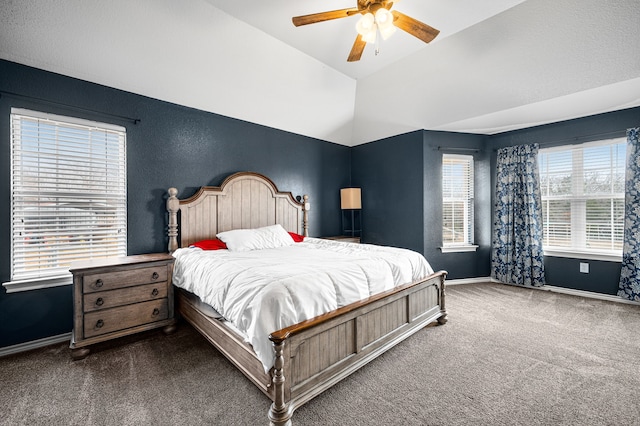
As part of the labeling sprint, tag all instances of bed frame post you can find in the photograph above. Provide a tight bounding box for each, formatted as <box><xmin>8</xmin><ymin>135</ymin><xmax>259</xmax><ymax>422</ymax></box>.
<box><xmin>167</xmin><ymin>188</ymin><xmax>179</xmax><ymax>253</ymax></box>
<box><xmin>302</xmin><ymin>194</ymin><xmax>309</xmax><ymax>237</ymax></box>
<box><xmin>437</xmin><ymin>273</ymin><xmax>448</xmax><ymax>325</ymax></box>
<box><xmin>268</xmin><ymin>339</ymin><xmax>292</xmax><ymax>426</ymax></box>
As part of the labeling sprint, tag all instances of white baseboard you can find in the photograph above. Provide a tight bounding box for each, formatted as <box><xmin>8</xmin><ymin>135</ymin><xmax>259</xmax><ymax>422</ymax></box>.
<box><xmin>536</xmin><ymin>284</ymin><xmax>640</xmax><ymax>306</ymax></box>
<box><xmin>0</xmin><ymin>332</ymin><xmax>71</xmax><ymax>358</ymax></box>
<box><xmin>445</xmin><ymin>277</ymin><xmax>496</xmax><ymax>286</ymax></box>
<box><xmin>462</xmin><ymin>276</ymin><xmax>640</xmax><ymax>306</ymax></box>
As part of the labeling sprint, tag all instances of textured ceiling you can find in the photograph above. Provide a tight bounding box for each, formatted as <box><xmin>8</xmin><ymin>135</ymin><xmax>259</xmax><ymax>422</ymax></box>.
<box><xmin>204</xmin><ymin>0</ymin><xmax>527</xmax><ymax>80</ymax></box>
<box><xmin>1</xmin><ymin>0</ymin><xmax>639</xmax><ymax>146</ymax></box>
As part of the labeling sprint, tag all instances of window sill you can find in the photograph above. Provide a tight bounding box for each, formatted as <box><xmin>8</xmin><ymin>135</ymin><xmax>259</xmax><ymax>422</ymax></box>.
<box><xmin>2</xmin><ymin>274</ymin><xmax>73</xmax><ymax>293</ymax></box>
<box><xmin>543</xmin><ymin>249</ymin><xmax>622</xmax><ymax>262</ymax></box>
<box><xmin>440</xmin><ymin>245</ymin><xmax>479</xmax><ymax>253</ymax></box>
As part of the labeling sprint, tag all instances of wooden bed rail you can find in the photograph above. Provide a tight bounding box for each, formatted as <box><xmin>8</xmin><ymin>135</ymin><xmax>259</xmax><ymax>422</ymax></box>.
<box><xmin>269</xmin><ymin>270</ymin><xmax>448</xmax><ymax>344</ymax></box>
<box><xmin>267</xmin><ymin>270</ymin><xmax>448</xmax><ymax>426</ymax></box>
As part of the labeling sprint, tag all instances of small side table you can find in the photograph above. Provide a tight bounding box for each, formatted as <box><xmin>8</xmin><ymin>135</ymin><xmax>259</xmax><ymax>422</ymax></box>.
<box><xmin>69</xmin><ymin>253</ymin><xmax>176</xmax><ymax>360</ymax></box>
<box><xmin>322</xmin><ymin>236</ymin><xmax>361</xmax><ymax>244</ymax></box>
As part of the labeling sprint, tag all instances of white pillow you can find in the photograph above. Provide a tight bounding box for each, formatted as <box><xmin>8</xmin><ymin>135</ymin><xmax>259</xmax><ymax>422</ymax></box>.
<box><xmin>216</xmin><ymin>224</ymin><xmax>294</xmax><ymax>252</ymax></box>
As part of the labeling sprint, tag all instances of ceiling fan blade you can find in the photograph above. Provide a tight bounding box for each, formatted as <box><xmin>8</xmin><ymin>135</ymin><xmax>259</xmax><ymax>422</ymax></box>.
<box><xmin>391</xmin><ymin>10</ymin><xmax>440</xmax><ymax>44</ymax></box>
<box><xmin>347</xmin><ymin>34</ymin><xmax>367</xmax><ymax>62</ymax></box>
<box><xmin>292</xmin><ymin>8</ymin><xmax>359</xmax><ymax>26</ymax></box>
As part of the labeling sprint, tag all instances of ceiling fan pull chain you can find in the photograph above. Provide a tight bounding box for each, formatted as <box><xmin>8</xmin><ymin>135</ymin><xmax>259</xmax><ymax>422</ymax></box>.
<box><xmin>375</xmin><ymin>27</ymin><xmax>380</xmax><ymax>56</ymax></box>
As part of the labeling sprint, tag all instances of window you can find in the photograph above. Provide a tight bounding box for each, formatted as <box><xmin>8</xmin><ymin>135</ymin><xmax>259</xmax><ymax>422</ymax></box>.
<box><xmin>538</xmin><ymin>138</ymin><xmax>625</xmax><ymax>259</ymax></box>
<box><xmin>4</xmin><ymin>108</ymin><xmax>127</xmax><ymax>292</ymax></box>
<box><xmin>442</xmin><ymin>154</ymin><xmax>475</xmax><ymax>250</ymax></box>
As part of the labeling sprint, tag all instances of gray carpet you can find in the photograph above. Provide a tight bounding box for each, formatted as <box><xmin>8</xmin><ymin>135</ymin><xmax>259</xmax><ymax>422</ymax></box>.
<box><xmin>2</xmin><ymin>283</ymin><xmax>639</xmax><ymax>425</ymax></box>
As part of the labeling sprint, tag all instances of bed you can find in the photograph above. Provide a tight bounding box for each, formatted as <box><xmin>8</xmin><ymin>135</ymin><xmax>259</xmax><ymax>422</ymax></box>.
<box><xmin>166</xmin><ymin>171</ymin><xmax>447</xmax><ymax>425</ymax></box>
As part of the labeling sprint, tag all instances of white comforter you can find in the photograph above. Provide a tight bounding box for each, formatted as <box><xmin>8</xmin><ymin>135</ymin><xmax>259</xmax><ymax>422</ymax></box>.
<box><xmin>172</xmin><ymin>238</ymin><xmax>434</xmax><ymax>371</ymax></box>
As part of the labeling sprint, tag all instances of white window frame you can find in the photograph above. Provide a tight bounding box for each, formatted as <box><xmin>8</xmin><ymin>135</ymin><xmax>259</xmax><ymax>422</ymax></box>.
<box><xmin>539</xmin><ymin>138</ymin><xmax>625</xmax><ymax>262</ymax></box>
<box><xmin>441</xmin><ymin>154</ymin><xmax>477</xmax><ymax>253</ymax></box>
<box><xmin>3</xmin><ymin>108</ymin><xmax>127</xmax><ymax>293</ymax></box>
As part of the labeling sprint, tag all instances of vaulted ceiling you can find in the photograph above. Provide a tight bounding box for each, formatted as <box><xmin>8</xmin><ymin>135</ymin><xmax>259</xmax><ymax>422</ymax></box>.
<box><xmin>1</xmin><ymin>0</ymin><xmax>639</xmax><ymax>146</ymax></box>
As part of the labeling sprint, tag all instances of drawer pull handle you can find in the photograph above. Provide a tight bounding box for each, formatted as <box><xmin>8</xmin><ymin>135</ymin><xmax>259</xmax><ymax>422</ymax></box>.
<box><xmin>95</xmin><ymin>298</ymin><xmax>104</xmax><ymax>306</ymax></box>
<box><xmin>152</xmin><ymin>308</ymin><xmax>160</xmax><ymax>316</ymax></box>
<box><xmin>96</xmin><ymin>319</ymin><xmax>104</xmax><ymax>328</ymax></box>
<box><xmin>152</xmin><ymin>272</ymin><xmax>159</xmax><ymax>280</ymax></box>
<box><xmin>151</xmin><ymin>288</ymin><xmax>159</xmax><ymax>297</ymax></box>
<box><xmin>95</xmin><ymin>279</ymin><xmax>104</xmax><ymax>288</ymax></box>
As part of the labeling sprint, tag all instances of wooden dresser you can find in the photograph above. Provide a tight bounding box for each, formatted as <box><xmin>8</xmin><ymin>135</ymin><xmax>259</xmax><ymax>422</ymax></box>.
<box><xmin>69</xmin><ymin>253</ymin><xmax>176</xmax><ymax>359</ymax></box>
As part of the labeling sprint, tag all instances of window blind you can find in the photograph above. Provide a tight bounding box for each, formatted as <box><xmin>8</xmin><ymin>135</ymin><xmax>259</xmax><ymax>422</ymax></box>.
<box><xmin>442</xmin><ymin>154</ymin><xmax>474</xmax><ymax>245</ymax></box>
<box><xmin>539</xmin><ymin>138</ymin><xmax>625</xmax><ymax>254</ymax></box>
<box><xmin>10</xmin><ymin>108</ymin><xmax>127</xmax><ymax>282</ymax></box>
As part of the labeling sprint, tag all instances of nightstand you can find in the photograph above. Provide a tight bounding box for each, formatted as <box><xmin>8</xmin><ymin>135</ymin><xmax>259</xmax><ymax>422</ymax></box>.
<box><xmin>69</xmin><ymin>253</ymin><xmax>176</xmax><ymax>360</ymax></box>
<box><xmin>322</xmin><ymin>236</ymin><xmax>361</xmax><ymax>244</ymax></box>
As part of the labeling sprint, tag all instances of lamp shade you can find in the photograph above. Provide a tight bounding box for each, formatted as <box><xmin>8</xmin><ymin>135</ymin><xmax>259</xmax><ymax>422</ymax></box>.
<box><xmin>340</xmin><ymin>188</ymin><xmax>362</xmax><ymax>209</ymax></box>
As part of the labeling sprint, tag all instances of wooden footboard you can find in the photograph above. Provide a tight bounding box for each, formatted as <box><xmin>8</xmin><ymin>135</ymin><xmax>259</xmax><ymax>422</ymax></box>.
<box><xmin>178</xmin><ymin>270</ymin><xmax>446</xmax><ymax>425</ymax></box>
<box><xmin>267</xmin><ymin>270</ymin><xmax>447</xmax><ymax>425</ymax></box>
<box><xmin>177</xmin><ymin>270</ymin><xmax>446</xmax><ymax>425</ymax></box>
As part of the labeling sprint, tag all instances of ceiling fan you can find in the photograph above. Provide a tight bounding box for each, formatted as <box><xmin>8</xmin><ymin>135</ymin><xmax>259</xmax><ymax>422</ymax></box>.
<box><xmin>292</xmin><ymin>0</ymin><xmax>440</xmax><ymax>62</ymax></box>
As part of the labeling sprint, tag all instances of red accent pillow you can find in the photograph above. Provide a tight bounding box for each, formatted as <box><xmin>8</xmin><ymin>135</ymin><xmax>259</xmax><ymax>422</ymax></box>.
<box><xmin>190</xmin><ymin>239</ymin><xmax>228</xmax><ymax>250</ymax></box>
<box><xmin>288</xmin><ymin>232</ymin><xmax>305</xmax><ymax>243</ymax></box>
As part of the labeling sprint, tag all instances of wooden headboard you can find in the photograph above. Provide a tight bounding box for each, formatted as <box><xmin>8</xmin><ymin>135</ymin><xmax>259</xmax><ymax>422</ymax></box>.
<box><xmin>167</xmin><ymin>172</ymin><xmax>309</xmax><ymax>252</ymax></box>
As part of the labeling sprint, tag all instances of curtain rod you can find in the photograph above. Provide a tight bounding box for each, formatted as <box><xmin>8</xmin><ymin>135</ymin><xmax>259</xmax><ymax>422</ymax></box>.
<box><xmin>535</xmin><ymin>129</ymin><xmax>627</xmax><ymax>148</ymax></box>
<box><xmin>0</xmin><ymin>91</ymin><xmax>140</xmax><ymax>125</ymax></box>
<box><xmin>493</xmin><ymin>129</ymin><xmax>628</xmax><ymax>152</ymax></box>
<box><xmin>437</xmin><ymin>146</ymin><xmax>480</xmax><ymax>153</ymax></box>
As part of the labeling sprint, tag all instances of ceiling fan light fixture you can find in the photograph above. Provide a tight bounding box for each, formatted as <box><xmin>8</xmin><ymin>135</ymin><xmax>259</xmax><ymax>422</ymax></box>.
<box><xmin>374</xmin><ymin>8</ymin><xmax>396</xmax><ymax>40</ymax></box>
<box><xmin>378</xmin><ymin>25</ymin><xmax>396</xmax><ymax>40</ymax></box>
<box><xmin>378</xmin><ymin>22</ymin><xmax>396</xmax><ymax>40</ymax></box>
<box><xmin>356</xmin><ymin>13</ymin><xmax>375</xmax><ymax>36</ymax></box>
<box><xmin>356</xmin><ymin>12</ymin><xmax>377</xmax><ymax>43</ymax></box>
<box><xmin>362</xmin><ymin>26</ymin><xmax>377</xmax><ymax>44</ymax></box>
<box><xmin>375</xmin><ymin>8</ymin><xmax>393</xmax><ymax>27</ymax></box>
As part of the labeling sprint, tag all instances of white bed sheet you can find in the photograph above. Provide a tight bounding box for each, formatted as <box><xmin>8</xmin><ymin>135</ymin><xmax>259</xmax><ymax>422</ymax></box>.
<box><xmin>172</xmin><ymin>237</ymin><xmax>434</xmax><ymax>371</ymax></box>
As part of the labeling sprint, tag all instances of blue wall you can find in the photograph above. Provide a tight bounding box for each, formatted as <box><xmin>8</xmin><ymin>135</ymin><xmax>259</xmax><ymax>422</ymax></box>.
<box><xmin>0</xmin><ymin>60</ymin><xmax>350</xmax><ymax>347</ymax></box>
<box><xmin>423</xmin><ymin>131</ymin><xmax>492</xmax><ymax>279</ymax></box>
<box><xmin>350</xmin><ymin>108</ymin><xmax>639</xmax><ymax>290</ymax></box>
<box><xmin>351</xmin><ymin>131</ymin><xmax>425</xmax><ymax>253</ymax></box>
<box><xmin>1</xmin><ymin>58</ymin><xmax>638</xmax><ymax>349</ymax></box>
<box><xmin>351</xmin><ymin>130</ymin><xmax>491</xmax><ymax>279</ymax></box>
<box><xmin>489</xmin><ymin>107</ymin><xmax>640</xmax><ymax>294</ymax></box>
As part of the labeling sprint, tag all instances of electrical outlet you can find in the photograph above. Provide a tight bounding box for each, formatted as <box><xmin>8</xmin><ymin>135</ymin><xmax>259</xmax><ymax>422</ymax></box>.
<box><xmin>580</xmin><ymin>262</ymin><xmax>589</xmax><ymax>273</ymax></box>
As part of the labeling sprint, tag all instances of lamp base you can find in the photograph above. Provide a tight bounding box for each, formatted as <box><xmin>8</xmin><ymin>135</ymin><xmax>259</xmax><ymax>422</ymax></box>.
<box><xmin>341</xmin><ymin>209</ymin><xmax>362</xmax><ymax>238</ymax></box>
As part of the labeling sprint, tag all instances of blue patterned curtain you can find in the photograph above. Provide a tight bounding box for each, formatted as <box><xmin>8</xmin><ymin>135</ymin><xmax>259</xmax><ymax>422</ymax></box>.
<box><xmin>491</xmin><ymin>144</ymin><xmax>545</xmax><ymax>287</ymax></box>
<box><xmin>618</xmin><ymin>128</ymin><xmax>640</xmax><ymax>301</ymax></box>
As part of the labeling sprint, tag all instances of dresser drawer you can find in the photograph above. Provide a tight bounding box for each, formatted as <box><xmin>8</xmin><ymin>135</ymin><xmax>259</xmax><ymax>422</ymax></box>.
<box><xmin>83</xmin><ymin>299</ymin><xmax>169</xmax><ymax>339</ymax></box>
<box><xmin>70</xmin><ymin>253</ymin><xmax>175</xmax><ymax>359</ymax></box>
<box><xmin>83</xmin><ymin>265</ymin><xmax>168</xmax><ymax>293</ymax></box>
<box><xmin>83</xmin><ymin>282</ymin><xmax>168</xmax><ymax>313</ymax></box>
